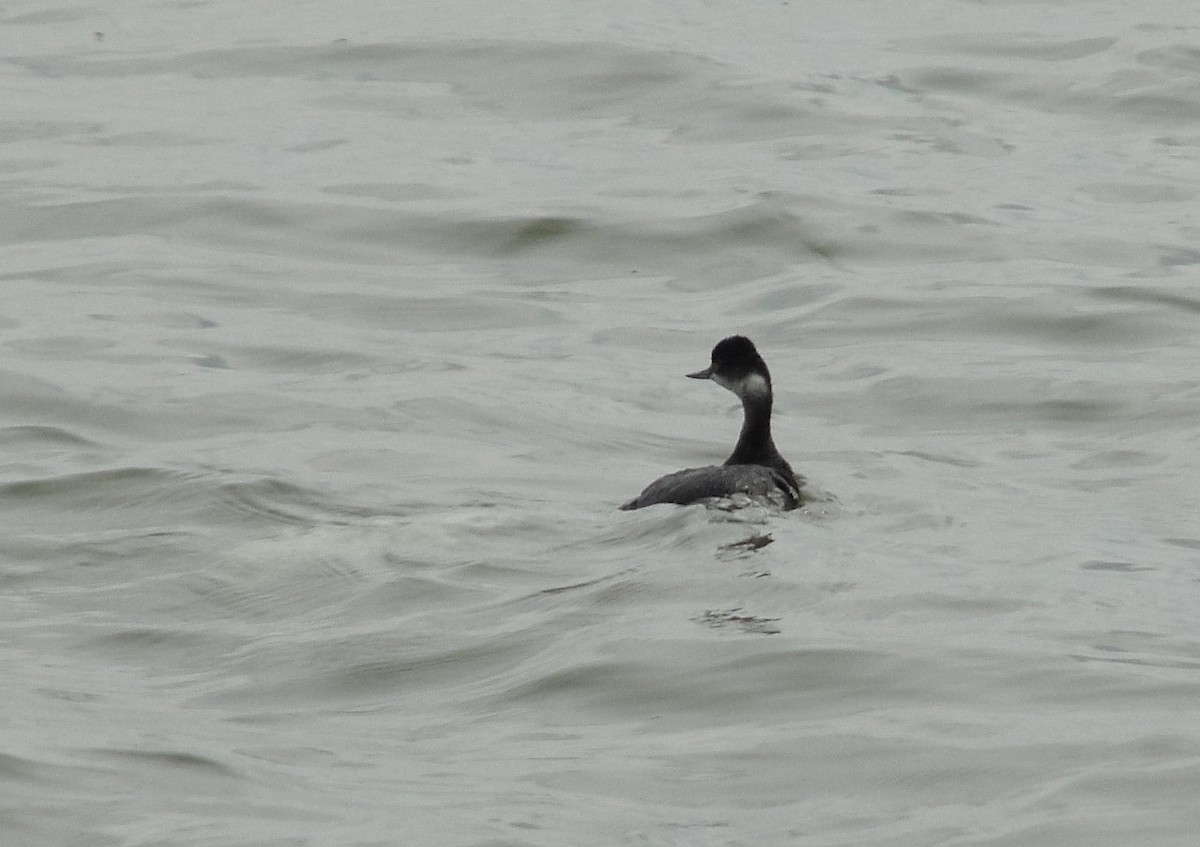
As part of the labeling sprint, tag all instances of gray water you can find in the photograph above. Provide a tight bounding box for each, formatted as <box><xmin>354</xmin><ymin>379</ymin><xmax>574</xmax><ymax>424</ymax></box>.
<box><xmin>4</xmin><ymin>1</ymin><xmax>1200</xmax><ymax>844</ymax></box>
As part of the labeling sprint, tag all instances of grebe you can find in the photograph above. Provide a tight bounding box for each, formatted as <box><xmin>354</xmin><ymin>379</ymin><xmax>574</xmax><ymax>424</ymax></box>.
<box><xmin>621</xmin><ymin>336</ymin><xmax>803</xmax><ymax>510</ymax></box>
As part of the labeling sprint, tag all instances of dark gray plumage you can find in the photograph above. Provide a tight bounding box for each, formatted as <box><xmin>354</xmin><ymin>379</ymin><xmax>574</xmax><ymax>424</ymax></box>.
<box><xmin>621</xmin><ymin>464</ymin><xmax>801</xmax><ymax>511</ymax></box>
<box><xmin>621</xmin><ymin>336</ymin><xmax>803</xmax><ymax>511</ymax></box>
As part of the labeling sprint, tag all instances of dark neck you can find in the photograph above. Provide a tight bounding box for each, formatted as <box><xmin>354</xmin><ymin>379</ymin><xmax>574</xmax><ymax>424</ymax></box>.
<box><xmin>725</xmin><ymin>395</ymin><xmax>776</xmax><ymax>466</ymax></box>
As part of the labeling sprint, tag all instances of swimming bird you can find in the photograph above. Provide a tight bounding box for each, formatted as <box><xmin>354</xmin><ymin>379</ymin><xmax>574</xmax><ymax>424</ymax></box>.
<box><xmin>621</xmin><ymin>336</ymin><xmax>803</xmax><ymax>510</ymax></box>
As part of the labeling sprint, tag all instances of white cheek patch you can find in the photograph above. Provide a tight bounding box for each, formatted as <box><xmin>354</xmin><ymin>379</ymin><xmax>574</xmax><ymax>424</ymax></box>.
<box><xmin>711</xmin><ymin>371</ymin><xmax>770</xmax><ymax>400</ymax></box>
<box><xmin>711</xmin><ymin>372</ymin><xmax>735</xmax><ymax>392</ymax></box>
<box><xmin>739</xmin><ymin>373</ymin><xmax>769</xmax><ymax>400</ymax></box>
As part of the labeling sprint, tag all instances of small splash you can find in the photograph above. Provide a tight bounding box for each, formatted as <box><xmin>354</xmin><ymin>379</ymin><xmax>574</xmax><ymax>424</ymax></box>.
<box><xmin>717</xmin><ymin>532</ymin><xmax>774</xmax><ymax>559</ymax></box>
<box><xmin>695</xmin><ymin>607</ymin><xmax>781</xmax><ymax>636</ymax></box>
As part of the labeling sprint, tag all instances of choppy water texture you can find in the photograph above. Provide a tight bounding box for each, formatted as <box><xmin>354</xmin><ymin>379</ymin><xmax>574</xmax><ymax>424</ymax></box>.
<box><xmin>3</xmin><ymin>1</ymin><xmax>1200</xmax><ymax>844</ymax></box>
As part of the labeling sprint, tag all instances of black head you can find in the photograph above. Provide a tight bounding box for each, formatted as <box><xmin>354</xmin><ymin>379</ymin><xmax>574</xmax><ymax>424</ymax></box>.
<box><xmin>687</xmin><ymin>336</ymin><xmax>772</xmax><ymax>399</ymax></box>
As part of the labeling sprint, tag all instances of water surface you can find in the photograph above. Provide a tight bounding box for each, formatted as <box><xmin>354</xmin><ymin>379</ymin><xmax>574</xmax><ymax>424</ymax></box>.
<box><xmin>3</xmin><ymin>1</ymin><xmax>1200</xmax><ymax>844</ymax></box>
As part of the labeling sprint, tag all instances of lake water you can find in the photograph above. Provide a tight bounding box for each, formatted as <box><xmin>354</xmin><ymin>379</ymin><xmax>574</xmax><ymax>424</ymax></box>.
<box><xmin>4</xmin><ymin>1</ymin><xmax>1200</xmax><ymax>844</ymax></box>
